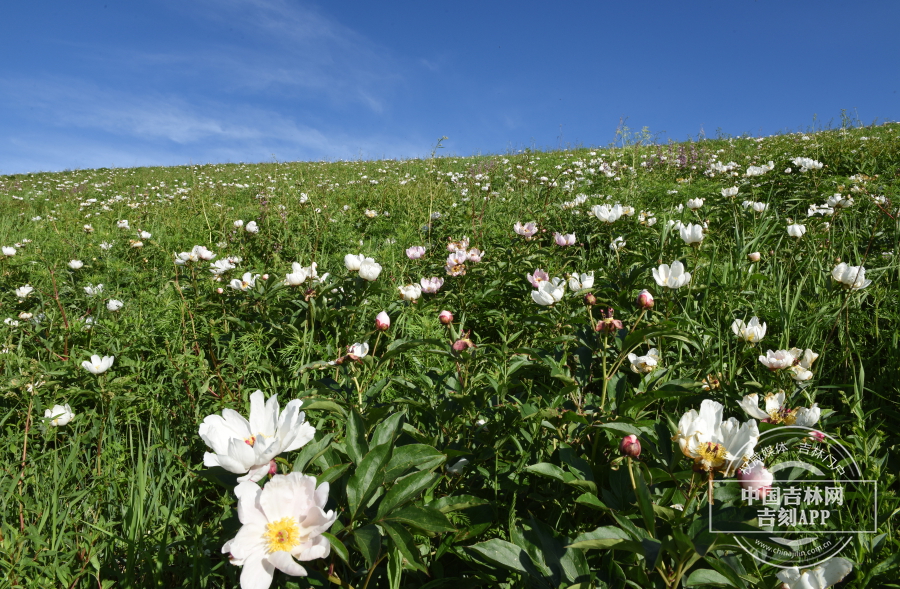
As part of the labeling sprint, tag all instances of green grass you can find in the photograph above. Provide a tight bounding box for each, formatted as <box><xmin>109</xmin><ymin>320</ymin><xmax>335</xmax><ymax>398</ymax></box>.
<box><xmin>1</xmin><ymin>121</ymin><xmax>899</xmax><ymax>588</ymax></box>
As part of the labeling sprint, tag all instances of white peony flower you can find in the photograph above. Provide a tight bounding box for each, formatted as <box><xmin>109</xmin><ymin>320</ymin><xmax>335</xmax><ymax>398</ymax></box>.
<box><xmin>84</xmin><ymin>284</ymin><xmax>104</xmax><ymax>297</ymax></box>
<box><xmin>68</xmin><ymin>260</ymin><xmax>84</xmax><ymax>270</ymax></box>
<box><xmin>284</xmin><ymin>263</ymin><xmax>309</xmax><ymax>286</ymax></box>
<box><xmin>674</xmin><ymin>399</ymin><xmax>758</xmax><ymax>476</ymax></box>
<box><xmin>2</xmin><ymin>246</ymin><xmax>16</xmax><ymax>257</ymax></box>
<box><xmin>15</xmin><ymin>285</ymin><xmax>33</xmax><ymax>299</ymax></box>
<box><xmin>82</xmin><ymin>354</ymin><xmax>115</xmax><ymax>375</ymax></box>
<box><xmin>567</xmin><ymin>272</ymin><xmax>594</xmax><ymax>291</ymax></box>
<box><xmin>419</xmin><ymin>277</ymin><xmax>444</xmax><ymax>293</ymax></box>
<box><xmin>117</xmin><ymin>220</ymin><xmax>130</xmax><ymax>229</ymax></box>
<box><xmin>45</xmin><ymin>403</ymin><xmax>75</xmax><ymax>426</ymax></box>
<box><xmin>731</xmin><ymin>317</ymin><xmax>767</xmax><ymax>343</ymax></box>
<box><xmin>230</xmin><ymin>272</ymin><xmax>259</xmax><ymax>291</ymax></box>
<box><xmin>106</xmin><ymin>299</ymin><xmax>124</xmax><ymax>312</ymax></box>
<box><xmin>831</xmin><ymin>263</ymin><xmax>871</xmax><ymax>290</ymax></box>
<box><xmin>348</xmin><ymin>342</ymin><xmax>369</xmax><ymax>358</ymax></box>
<box><xmin>686</xmin><ymin>198</ymin><xmax>704</xmax><ymax>210</ymax></box>
<box><xmin>591</xmin><ymin>204</ymin><xmax>624</xmax><ymax>223</ymax></box>
<box><xmin>222</xmin><ymin>473</ymin><xmax>336</xmax><ymax>589</ymax></box>
<box><xmin>245</xmin><ymin>221</ymin><xmax>259</xmax><ymax>234</ymax></box>
<box><xmin>652</xmin><ymin>261</ymin><xmax>691</xmax><ymax>289</ymax></box>
<box><xmin>627</xmin><ymin>348</ymin><xmax>660</xmax><ymax>373</ymax></box>
<box><xmin>609</xmin><ymin>236</ymin><xmax>626</xmax><ymax>251</ymax></box>
<box><xmin>531</xmin><ymin>278</ymin><xmax>566</xmax><ymax>306</ymax></box>
<box><xmin>679</xmin><ymin>223</ymin><xmax>704</xmax><ymax>245</ymax></box>
<box><xmin>776</xmin><ymin>557</ymin><xmax>852</xmax><ymax>589</ymax></box>
<box><xmin>199</xmin><ymin>389</ymin><xmax>316</xmax><ymax>483</ymax></box>
<box><xmin>398</xmin><ymin>284</ymin><xmax>422</xmax><ymax>301</ymax></box>
<box><xmin>758</xmin><ymin>349</ymin><xmax>795</xmax><ymax>370</ymax></box>
<box><xmin>787</xmin><ymin>223</ymin><xmax>806</xmax><ymax>238</ymax></box>
<box><xmin>721</xmin><ymin>186</ymin><xmax>739</xmax><ymax>198</ymax></box>
<box><xmin>358</xmin><ymin>259</ymin><xmax>382</xmax><ymax>281</ymax></box>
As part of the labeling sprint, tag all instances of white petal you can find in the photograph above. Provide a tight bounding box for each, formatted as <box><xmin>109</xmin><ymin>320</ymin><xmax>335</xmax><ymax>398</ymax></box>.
<box><xmin>239</xmin><ymin>549</ymin><xmax>276</xmax><ymax>589</ymax></box>
<box><xmin>267</xmin><ymin>551</ymin><xmax>308</xmax><ymax>577</ymax></box>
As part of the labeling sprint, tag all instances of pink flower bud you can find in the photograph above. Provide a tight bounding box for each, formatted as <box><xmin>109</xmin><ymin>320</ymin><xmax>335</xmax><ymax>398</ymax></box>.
<box><xmin>737</xmin><ymin>461</ymin><xmax>773</xmax><ymax>498</ymax></box>
<box><xmin>375</xmin><ymin>311</ymin><xmax>390</xmax><ymax>331</ymax></box>
<box><xmin>216</xmin><ymin>287</ymin><xmax>224</xmax><ymax>294</ymax></box>
<box><xmin>636</xmin><ymin>289</ymin><xmax>654</xmax><ymax>309</ymax></box>
<box><xmin>268</xmin><ymin>459</ymin><xmax>278</xmax><ymax>476</ymax></box>
<box><xmin>583</xmin><ymin>293</ymin><xmax>597</xmax><ymax>306</ymax></box>
<box><xmin>439</xmin><ymin>310</ymin><xmax>453</xmax><ymax>325</ymax></box>
<box><xmin>620</xmin><ymin>434</ymin><xmax>641</xmax><ymax>458</ymax></box>
<box><xmin>810</xmin><ymin>430</ymin><xmax>826</xmax><ymax>443</ymax></box>
<box><xmin>261</xmin><ymin>274</ymin><xmax>269</xmax><ymax>280</ymax></box>
<box><xmin>748</xmin><ymin>252</ymin><xmax>761</xmax><ymax>262</ymax></box>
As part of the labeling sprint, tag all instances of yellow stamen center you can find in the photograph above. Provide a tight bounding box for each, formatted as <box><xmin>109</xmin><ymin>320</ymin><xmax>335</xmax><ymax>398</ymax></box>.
<box><xmin>264</xmin><ymin>517</ymin><xmax>301</xmax><ymax>553</ymax></box>
<box><xmin>697</xmin><ymin>442</ymin><xmax>728</xmax><ymax>470</ymax></box>
<box><xmin>244</xmin><ymin>436</ymin><xmax>256</xmax><ymax>446</ymax></box>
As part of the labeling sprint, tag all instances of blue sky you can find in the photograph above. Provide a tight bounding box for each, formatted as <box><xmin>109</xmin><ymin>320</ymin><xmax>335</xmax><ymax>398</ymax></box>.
<box><xmin>2</xmin><ymin>0</ymin><xmax>898</xmax><ymax>174</ymax></box>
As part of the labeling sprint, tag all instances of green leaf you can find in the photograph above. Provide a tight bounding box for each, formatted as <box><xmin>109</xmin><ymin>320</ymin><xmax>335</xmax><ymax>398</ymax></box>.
<box><xmin>574</xmin><ymin>493</ymin><xmax>608</xmax><ymax>511</ymax></box>
<box><xmin>371</xmin><ymin>412</ymin><xmax>406</xmax><ymax>449</ymax></box>
<box><xmin>465</xmin><ymin>539</ymin><xmax>533</xmax><ymax>575</ymax></box>
<box><xmin>292</xmin><ymin>433</ymin><xmax>335</xmax><ymax>473</ymax></box>
<box><xmin>633</xmin><ymin>465</ymin><xmax>657</xmax><ymax>538</ymax></box>
<box><xmin>381</xmin><ymin>520</ymin><xmax>428</xmax><ymax>573</ymax></box>
<box><xmin>685</xmin><ymin>569</ymin><xmax>736</xmax><ymax>587</ymax></box>
<box><xmin>428</xmin><ymin>494</ymin><xmax>489</xmax><ymax>513</ymax></box>
<box><xmin>346</xmin><ymin>444</ymin><xmax>391</xmax><ymax>520</ymax></box>
<box><xmin>377</xmin><ymin>470</ymin><xmax>436</xmax><ymax>519</ymax></box>
<box><xmin>568</xmin><ymin>526</ymin><xmax>643</xmax><ymax>554</ymax></box>
<box><xmin>525</xmin><ymin>462</ymin><xmax>571</xmax><ymax>483</ymax></box>
<box><xmin>384</xmin><ymin>444</ymin><xmax>446</xmax><ymax>481</ymax></box>
<box><xmin>322</xmin><ymin>532</ymin><xmax>349</xmax><ymax>565</ymax></box>
<box><xmin>300</xmin><ymin>399</ymin><xmax>347</xmax><ymax>417</ymax></box>
<box><xmin>382</xmin><ymin>505</ymin><xmax>455</xmax><ymax>533</ymax></box>
<box><xmin>316</xmin><ymin>463</ymin><xmax>351</xmax><ymax>486</ymax></box>
<box><xmin>352</xmin><ymin>524</ymin><xmax>382</xmax><ymax>568</ymax></box>
<box><xmin>596</xmin><ymin>422</ymin><xmax>643</xmax><ymax>436</ymax></box>
<box><xmin>345</xmin><ymin>409</ymin><xmax>368</xmax><ymax>465</ymax></box>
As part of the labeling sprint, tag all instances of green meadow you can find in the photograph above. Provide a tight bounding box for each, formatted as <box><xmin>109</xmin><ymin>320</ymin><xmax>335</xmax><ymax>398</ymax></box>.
<box><xmin>1</xmin><ymin>122</ymin><xmax>898</xmax><ymax>588</ymax></box>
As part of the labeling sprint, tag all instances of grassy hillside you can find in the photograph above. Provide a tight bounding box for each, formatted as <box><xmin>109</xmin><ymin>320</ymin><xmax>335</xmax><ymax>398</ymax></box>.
<box><xmin>1</xmin><ymin>122</ymin><xmax>898</xmax><ymax>588</ymax></box>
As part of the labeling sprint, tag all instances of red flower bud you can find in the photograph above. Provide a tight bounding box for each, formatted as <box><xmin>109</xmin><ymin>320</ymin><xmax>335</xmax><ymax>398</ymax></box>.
<box><xmin>439</xmin><ymin>310</ymin><xmax>453</xmax><ymax>325</ymax></box>
<box><xmin>619</xmin><ymin>434</ymin><xmax>641</xmax><ymax>458</ymax></box>
<box><xmin>636</xmin><ymin>289</ymin><xmax>654</xmax><ymax>309</ymax></box>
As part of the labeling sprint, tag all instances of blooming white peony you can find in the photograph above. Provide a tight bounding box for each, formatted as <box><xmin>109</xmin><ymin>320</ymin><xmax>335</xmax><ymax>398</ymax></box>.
<box><xmin>284</xmin><ymin>263</ymin><xmax>309</xmax><ymax>286</ymax></box>
<box><xmin>831</xmin><ymin>263</ymin><xmax>871</xmax><ymax>290</ymax></box>
<box><xmin>15</xmin><ymin>285</ymin><xmax>33</xmax><ymax>299</ymax></box>
<box><xmin>199</xmin><ymin>390</ymin><xmax>316</xmax><ymax>483</ymax></box>
<box><xmin>679</xmin><ymin>223</ymin><xmax>704</xmax><ymax>245</ymax></box>
<box><xmin>531</xmin><ymin>278</ymin><xmax>565</xmax><ymax>306</ymax></box>
<box><xmin>567</xmin><ymin>272</ymin><xmax>594</xmax><ymax>291</ymax></box>
<box><xmin>68</xmin><ymin>260</ymin><xmax>84</xmax><ymax>270</ymax></box>
<box><xmin>739</xmin><ymin>392</ymin><xmax>820</xmax><ymax>427</ymax></box>
<box><xmin>731</xmin><ymin>317</ymin><xmax>767</xmax><ymax>343</ymax></box>
<box><xmin>776</xmin><ymin>557</ymin><xmax>852</xmax><ymax>589</ymax></box>
<box><xmin>230</xmin><ymin>272</ymin><xmax>260</xmax><ymax>291</ymax></box>
<box><xmin>45</xmin><ymin>403</ymin><xmax>75</xmax><ymax>426</ymax></box>
<box><xmin>787</xmin><ymin>224</ymin><xmax>807</xmax><ymax>238</ymax></box>
<box><xmin>758</xmin><ymin>349</ymin><xmax>796</xmax><ymax>370</ymax></box>
<box><xmin>222</xmin><ymin>473</ymin><xmax>336</xmax><ymax>589</ymax></box>
<box><xmin>591</xmin><ymin>204</ymin><xmax>623</xmax><ymax>223</ymax></box>
<box><xmin>82</xmin><ymin>354</ymin><xmax>115</xmax><ymax>375</ymax></box>
<box><xmin>420</xmin><ymin>277</ymin><xmax>444</xmax><ymax>293</ymax></box>
<box><xmin>674</xmin><ymin>399</ymin><xmax>758</xmax><ymax>476</ymax></box>
<box><xmin>398</xmin><ymin>284</ymin><xmax>422</xmax><ymax>301</ymax></box>
<box><xmin>652</xmin><ymin>261</ymin><xmax>691</xmax><ymax>289</ymax></box>
<box><xmin>627</xmin><ymin>348</ymin><xmax>660</xmax><ymax>373</ymax></box>
<box><xmin>358</xmin><ymin>259</ymin><xmax>382</xmax><ymax>281</ymax></box>
<box><xmin>106</xmin><ymin>299</ymin><xmax>124</xmax><ymax>312</ymax></box>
